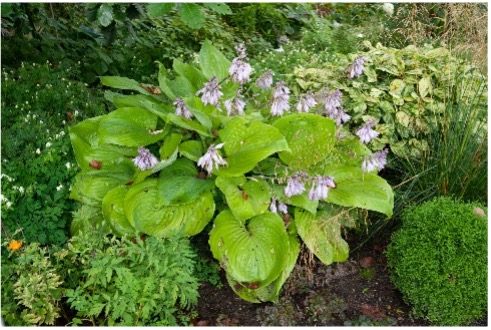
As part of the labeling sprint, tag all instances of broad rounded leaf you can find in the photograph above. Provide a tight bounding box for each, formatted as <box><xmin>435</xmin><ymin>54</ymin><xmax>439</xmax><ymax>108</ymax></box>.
<box><xmin>215</xmin><ymin>175</ymin><xmax>271</xmax><ymax>222</ymax></box>
<box><xmin>209</xmin><ymin>210</ymin><xmax>290</xmax><ymax>287</ymax></box>
<box><xmin>217</xmin><ymin>118</ymin><xmax>289</xmax><ymax>176</ymax></box>
<box><xmin>100</xmin><ymin>76</ymin><xmax>149</xmax><ymax>94</ymax></box>
<box><xmin>124</xmin><ymin>179</ymin><xmax>215</xmax><ymax>237</ymax></box>
<box><xmin>327</xmin><ymin>167</ymin><xmax>394</xmax><ymax>217</ymax></box>
<box><xmin>178</xmin><ymin>3</ymin><xmax>205</xmax><ymax>29</ymax></box>
<box><xmin>273</xmin><ymin>114</ymin><xmax>336</xmax><ymax>170</ymax></box>
<box><xmin>418</xmin><ymin>76</ymin><xmax>432</xmax><ymax>98</ymax></box>
<box><xmin>102</xmin><ymin>186</ymin><xmax>137</xmax><ymax>236</ymax></box>
<box><xmin>179</xmin><ymin>140</ymin><xmax>204</xmax><ymax>162</ymax></box>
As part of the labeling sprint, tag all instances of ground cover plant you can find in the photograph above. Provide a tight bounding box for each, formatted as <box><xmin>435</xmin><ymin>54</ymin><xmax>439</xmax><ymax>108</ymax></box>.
<box><xmin>387</xmin><ymin>197</ymin><xmax>487</xmax><ymax>325</ymax></box>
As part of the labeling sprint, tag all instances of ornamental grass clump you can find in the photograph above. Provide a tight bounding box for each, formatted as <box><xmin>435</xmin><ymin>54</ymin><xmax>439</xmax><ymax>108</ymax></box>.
<box><xmin>69</xmin><ymin>40</ymin><xmax>394</xmax><ymax>303</ymax></box>
<box><xmin>386</xmin><ymin>196</ymin><xmax>487</xmax><ymax>326</ymax></box>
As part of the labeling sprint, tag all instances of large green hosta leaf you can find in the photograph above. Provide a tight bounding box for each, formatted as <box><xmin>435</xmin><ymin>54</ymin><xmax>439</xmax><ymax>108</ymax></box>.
<box><xmin>199</xmin><ymin>40</ymin><xmax>231</xmax><ymax>80</ymax></box>
<box><xmin>158</xmin><ymin>158</ymin><xmax>214</xmax><ymax>206</ymax></box>
<box><xmin>98</xmin><ymin>107</ymin><xmax>166</xmax><ymax>147</ymax></box>
<box><xmin>273</xmin><ymin>114</ymin><xmax>337</xmax><ymax>170</ymax></box>
<box><xmin>100</xmin><ymin>76</ymin><xmax>150</xmax><ymax>95</ymax></box>
<box><xmin>226</xmin><ymin>233</ymin><xmax>301</xmax><ymax>303</ymax></box>
<box><xmin>215</xmin><ymin>175</ymin><xmax>271</xmax><ymax>222</ymax></box>
<box><xmin>209</xmin><ymin>210</ymin><xmax>290</xmax><ymax>287</ymax></box>
<box><xmin>217</xmin><ymin>118</ymin><xmax>289</xmax><ymax>176</ymax></box>
<box><xmin>70</xmin><ymin>161</ymin><xmax>135</xmax><ymax>206</ymax></box>
<box><xmin>295</xmin><ymin>205</ymin><xmax>357</xmax><ymax>265</ymax></box>
<box><xmin>327</xmin><ymin>167</ymin><xmax>394</xmax><ymax>217</ymax></box>
<box><xmin>124</xmin><ymin>179</ymin><xmax>215</xmax><ymax>237</ymax></box>
<box><xmin>102</xmin><ymin>186</ymin><xmax>137</xmax><ymax>237</ymax></box>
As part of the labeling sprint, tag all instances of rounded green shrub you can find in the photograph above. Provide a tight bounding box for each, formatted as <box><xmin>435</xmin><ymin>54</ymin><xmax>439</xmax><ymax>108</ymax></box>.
<box><xmin>386</xmin><ymin>196</ymin><xmax>487</xmax><ymax>325</ymax></box>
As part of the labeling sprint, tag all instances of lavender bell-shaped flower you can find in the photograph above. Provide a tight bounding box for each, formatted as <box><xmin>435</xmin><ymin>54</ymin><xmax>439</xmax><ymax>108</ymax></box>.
<box><xmin>356</xmin><ymin>121</ymin><xmax>379</xmax><ymax>144</ymax></box>
<box><xmin>270</xmin><ymin>198</ymin><xmax>288</xmax><ymax>214</ymax></box>
<box><xmin>197</xmin><ymin>143</ymin><xmax>228</xmax><ymax>175</ymax></box>
<box><xmin>284</xmin><ymin>173</ymin><xmax>306</xmax><ymax>197</ymax></box>
<box><xmin>296</xmin><ymin>91</ymin><xmax>317</xmax><ymax>113</ymax></box>
<box><xmin>173</xmin><ymin>97</ymin><xmax>193</xmax><ymax>119</ymax></box>
<box><xmin>229</xmin><ymin>59</ymin><xmax>252</xmax><ymax>85</ymax></box>
<box><xmin>196</xmin><ymin>76</ymin><xmax>223</xmax><ymax>107</ymax></box>
<box><xmin>271</xmin><ymin>81</ymin><xmax>290</xmax><ymax>116</ymax></box>
<box><xmin>308</xmin><ymin>176</ymin><xmax>336</xmax><ymax>201</ymax></box>
<box><xmin>256</xmin><ymin>69</ymin><xmax>273</xmax><ymax>89</ymax></box>
<box><xmin>133</xmin><ymin>147</ymin><xmax>159</xmax><ymax>171</ymax></box>
<box><xmin>324</xmin><ymin>89</ymin><xmax>351</xmax><ymax>126</ymax></box>
<box><xmin>224</xmin><ymin>91</ymin><xmax>246</xmax><ymax>116</ymax></box>
<box><xmin>347</xmin><ymin>56</ymin><xmax>369</xmax><ymax>79</ymax></box>
<box><xmin>362</xmin><ymin>148</ymin><xmax>389</xmax><ymax>173</ymax></box>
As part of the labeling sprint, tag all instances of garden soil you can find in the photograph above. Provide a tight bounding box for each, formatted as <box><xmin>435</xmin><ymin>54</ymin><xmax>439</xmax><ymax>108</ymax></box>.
<box><xmin>193</xmin><ymin>234</ymin><xmax>487</xmax><ymax>326</ymax></box>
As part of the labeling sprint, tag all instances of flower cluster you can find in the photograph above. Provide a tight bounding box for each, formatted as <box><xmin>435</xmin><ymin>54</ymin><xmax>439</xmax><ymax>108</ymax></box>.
<box><xmin>224</xmin><ymin>92</ymin><xmax>246</xmax><ymax>116</ymax></box>
<box><xmin>323</xmin><ymin>89</ymin><xmax>351</xmax><ymax>126</ymax></box>
<box><xmin>356</xmin><ymin>120</ymin><xmax>379</xmax><ymax>144</ymax></box>
<box><xmin>271</xmin><ymin>81</ymin><xmax>290</xmax><ymax>116</ymax></box>
<box><xmin>270</xmin><ymin>197</ymin><xmax>288</xmax><ymax>214</ymax></box>
<box><xmin>197</xmin><ymin>143</ymin><xmax>228</xmax><ymax>175</ymax></box>
<box><xmin>347</xmin><ymin>56</ymin><xmax>369</xmax><ymax>79</ymax></box>
<box><xmin>283</xmin><ymin>172</ymin><xmax>336</xmax><ymax>202</ymax></box>
<box><xmin>296</xmin><ymin>91</ymin><xmax>317</xmax><ymax>113</ymax></box>
<box><xmin>256</xmin><ymin>70</ymin><xmax>273</xmax><ymax>89</ymax></box>
<box><xmin>308</xmin><ymin>176</ymin><xmax>336</xmax><ymax>201</ymax></box>
<box><xmin>173</xmin><ymin>98</ymin><xmax>193</xmax><ymax>119</ymax></box>
<box><xmin>196</xmin><ymin>76</ymin><xmax>223</xmax><ymax>107</ymax></box>
<box><xmin>284</xmin><ymin>172</ymin><xmax>307</xmax><ymax>197</ymax></box>
<box><xmin>362</xmin><ymin>148</ymin><xmax>388</xmax><ymax>173</ymax></box>
<box><xmin>133</xmin><ymin>147</ymin><xmax>159</xmax><ymax>171</ymax></box>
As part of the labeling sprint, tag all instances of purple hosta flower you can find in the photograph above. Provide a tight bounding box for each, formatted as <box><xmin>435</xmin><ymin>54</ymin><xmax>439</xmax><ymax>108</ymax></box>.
<box><xmin>362</xmin><ymin>148</ymin><xmax>389</xmax><ymax>173</ymax></box>
<box><xmin>347</xmin><ymin>56</ymin><xmax>369</xmax><ymax>79</ymax></box>
<box><xmin>296</xmin><ymin>91</ymin><xmax>317</xmax><ymax>113</ymax></box>
<box><xmin>197</xmin><ymin>143</ymin><xmax>228</xmax><ymax>175</ymax></box>
<box><xmin>224</xmin><ymin>94</ymin><xmax>246</xmax><ymax>116</ymax></box>
<box><xmin>308</xmin><ymin>176</ymin><xmax>336</xmax><ymax>201</ymax></box>
<box><xmin>271</xmin><ymin>81</ymin><xmax>290</xmax><ymax>116</ymax></box>
<box><xmin>196</xmin><ymin>76</ymin><xmax>223</xmax><ymax>107</ymax></box>
<box><xmin>270</xmin><ymin>198</ymin><xmax>288</xmax><ymax>214</ymax></box>
<box><xmin>329</xmin><ymin>106</ymin><xmax>352</xmax><ymax>126</ymax></box>
<box><xmin>229</xmin><ymin>58</ymin><xmax>252</xmax><ymax>84</ymax></box>
<box><xmin>133</xmin><ymin>147</ymin><xmax>159</xmax><ymax>171</ymax></box>
<box><xmin>324</xmin><ymin>89</ymin><xmax>342</xmax><ymax>114</ymax></box>
<box><xmin>356</xmin><ymin>121</ymin><xmax>380</xmax><ymax>144</ymax></box>
<box><xmin>173</xmin><ymin>97</ymin><xmax>193</xmax><ymax>119</ymax></box>
<box><xmin>284</xmin><ymin>173</ymin><xmax>306</xmax><ymax>198</ymax></box>
<box><xmin>256</xmin><ymin>69</ymin><xmax>273</xmax><ymax>89</ymax></box>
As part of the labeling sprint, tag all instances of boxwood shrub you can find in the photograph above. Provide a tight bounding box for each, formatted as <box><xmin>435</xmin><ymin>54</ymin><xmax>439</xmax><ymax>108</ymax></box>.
<box><xmin>386</xmin><ymin>196</ymin><xmax>487</xmax><ymax>325</ymax></box>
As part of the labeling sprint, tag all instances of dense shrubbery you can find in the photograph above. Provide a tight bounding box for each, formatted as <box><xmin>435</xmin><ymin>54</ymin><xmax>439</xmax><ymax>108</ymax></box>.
<box><xmin>386</xmin><ymin>197</ymin><xmax>487</xmax><ymax>325</ymax></box>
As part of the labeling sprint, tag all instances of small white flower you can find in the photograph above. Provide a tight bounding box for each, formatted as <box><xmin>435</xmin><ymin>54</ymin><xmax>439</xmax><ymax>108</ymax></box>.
<box><xmin>382</xmin><ymin>3</ymin><xmax>394</xmax><ymax>16</ymax></box>
<box><xmin>18</xmin><ymin>186</ymin><xmax>24</xmax><ymax>194</ymax></box>
<box><xmin>333</xmin><ymin>20</ymin><xmax>341</xmax><ymax>28</ymax></box>
<box><xmin>45</xmin><ymin>142</ymin><xmax>52</xmax><ymax>148</ymax></box>
<box><xmin>36</xmin><ymin>148</ymin><xmax>41</xmax><ymax>154</ymax></box>
<box><xmin>65</xmin><ymin>162</ymin><xmax>71</xmax><ymax>169</ymax></box>
<box><xmin>56</xmin><ymin>184</ymin><xmax>63</xmax><ymax>191</ymax></box>
<box><xmin>133</xmin><ymin>147</ymin><xmax>159</xmax><ymax>171</ymax></box>
<box><xmin>6</xmin><ymin>201</ymin><xmax>12</xmax><ymax>208</ymax></box>
<box><xmin>197</xmin><ymin>143</ymin><xmax>228</xmax><ymax>175</ymax></box>
<box><xmin>74</xmin><ymin>110</ymin><xmax>79</xmax><ymax>116</ymax></box>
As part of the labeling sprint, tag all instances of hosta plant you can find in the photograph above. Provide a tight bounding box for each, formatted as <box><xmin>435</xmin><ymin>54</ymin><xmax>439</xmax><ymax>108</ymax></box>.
<box><xmin>69</xmin><ymin>40</ymin><xmax>393</xmax><ymax>303</ymax></box>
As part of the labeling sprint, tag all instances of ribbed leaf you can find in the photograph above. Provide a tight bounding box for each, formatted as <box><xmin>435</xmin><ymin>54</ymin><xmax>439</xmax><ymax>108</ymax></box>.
<box><xmin>203</xmin><ymin>3</ymin><xmax>232</xmax><ymax>14</ymax></box>
<box><xmin>178</xmin><ymin>3</ymin><xmax>205</xmax><ymax>29</ymax></box>
<box><xmin>199</xmin><ymin>40</ymin><xmax>231</xmax><ymax>80</ymax></box>
<box><xmin>209</xmin><ymin>210</ymin><xmax>290</xmax><ymax>287</ymax></box>
<box><xmin>215</xmin><ymin>175</ymin><xmax>271</xmax><ymax>222</ymax></box>
<box><xmin>173</xmin><ymin>59</ymin><xmax>207</xmax><ymax>90</ymax></box>
<box><xmin>179</xmin><ymin>140</ymin><xmax>204</xmax><ymax>162</ymax></box>
<box><xmin>217</xmin><ymin>118</ymin><xmax>289</xmax><ymax>176</ymax></box>
<box><xmin>124</xmin><ymin>179</ymin><xmax>215</xmax><ymax>237</ymax></box>
<box><xmin>166</xmin><ymin>113</ymin><xmax>212</xmax><ymax>137</ymax></box>
<box><xmin>98</xmin><ymin>107</ymin><xmax>166</xmax><ymax>147</ymax></box>
<box><xmin>295</xmin><ymin>206</ymin><xmax>357</xmax><ymax>265</ymax></box>
<box><xmin>102</xmin><ymin>186</ymin><xmax>137</xmax><ymax>236</ymax></box>
<box><xmin>147</xmin><ymin>3</ymin><xmax>175</xmax><ymax>17</ymax></box>
<box><xmin>158</xmin><ymin>158</ymin><xmax>214</xmax><ymax>206</ymax></box>
<box><xmin>160</xmin><ymin>133</ymin><xmax>182</xmax><ymax>160</ymax></box>
<box><xmin>327</xmin><ymin>167</ymin><xmax>394</xmax><ymax>217</ymax></box>
<box><xmin>273</xmin><ymin>114</ymin><xmax>337</xmax><ymax>170</ymax></box>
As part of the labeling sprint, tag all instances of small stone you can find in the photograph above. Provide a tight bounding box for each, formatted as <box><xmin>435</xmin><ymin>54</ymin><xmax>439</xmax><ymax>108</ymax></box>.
<box><xmin>197</xmin><ymin>320</ymin><xmax>208</xmax><ymax>326</ymax></box>
<box><xmin>473</xmin><ymin>207</ymin><xmax>485</xmax><ymax>217</ymax></box>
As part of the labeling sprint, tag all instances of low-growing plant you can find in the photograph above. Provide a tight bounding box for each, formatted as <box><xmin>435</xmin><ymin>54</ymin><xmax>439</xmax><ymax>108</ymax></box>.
<box><xmin>386</xmin><ymin>197</ymin><xmax>487</xmax><ymax>325</ymax></box>
<box><xmin>1</xmin><ymin>62</ymin><xmax>108</xmax><ymax>247</ymax></box>
<box><xmin>344</xmin><ymin>315</ymin><xmax>397</xmax><ymax>326</ymax></box>
<box><xmin>68</xmin><ymin>40</ymin><xmax>394</xmax><ymax>303</ymax></box>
